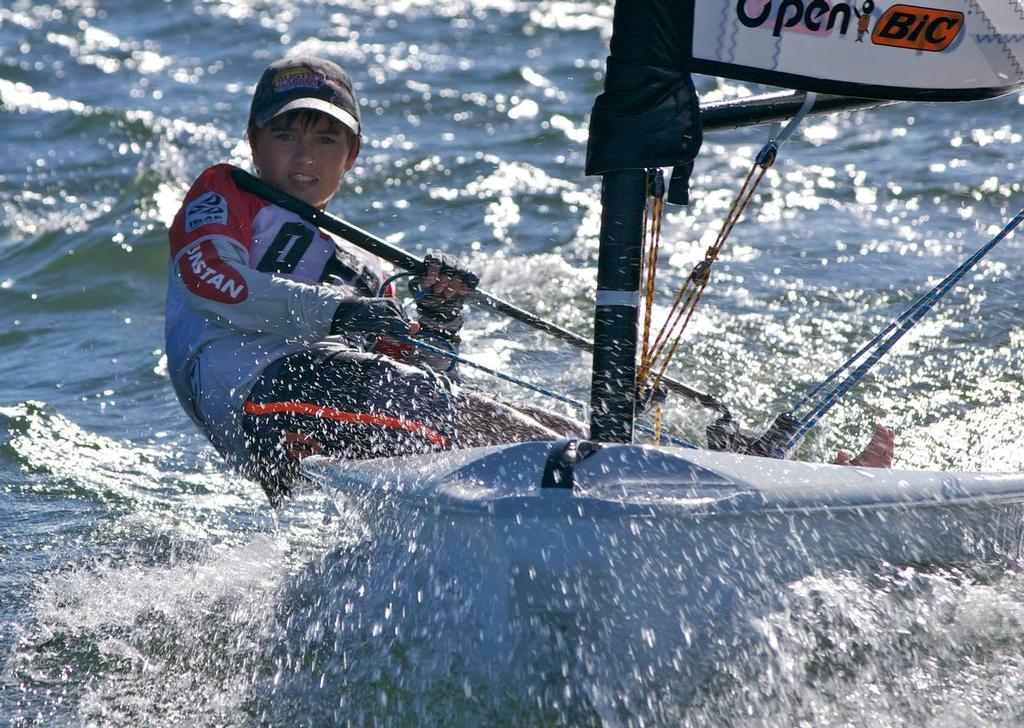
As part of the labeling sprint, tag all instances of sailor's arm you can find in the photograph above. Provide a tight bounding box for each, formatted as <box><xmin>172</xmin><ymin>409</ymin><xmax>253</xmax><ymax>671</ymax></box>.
<box><xmin>171</xmin><ymin>234</ymin><xmax>408</xmax><ymax>340</ymax></box>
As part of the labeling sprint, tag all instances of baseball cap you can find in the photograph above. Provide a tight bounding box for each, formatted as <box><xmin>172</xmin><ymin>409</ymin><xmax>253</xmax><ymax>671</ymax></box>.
<box><xmin>249</xmin><ymin>56</ymin><xmax>361</xmax><ymax>135</ymax></box>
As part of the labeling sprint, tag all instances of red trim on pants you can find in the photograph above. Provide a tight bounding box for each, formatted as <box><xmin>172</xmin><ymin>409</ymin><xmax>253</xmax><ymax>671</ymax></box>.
<box><xmin>242</xmin><ymin>400</ymin><xmax>450</xmax><ymax>448</ymax></box>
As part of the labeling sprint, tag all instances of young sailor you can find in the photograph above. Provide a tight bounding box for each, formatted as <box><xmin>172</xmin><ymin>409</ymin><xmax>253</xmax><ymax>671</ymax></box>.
<box><xmin>165</xmin><ymin>56</ymin><xmax>576</xmax><ymax>505</ymax></box>
<box><xmin>165</xmin><ymin>56</ymin><xmax>891</xmax><ymax>506</ymax></box>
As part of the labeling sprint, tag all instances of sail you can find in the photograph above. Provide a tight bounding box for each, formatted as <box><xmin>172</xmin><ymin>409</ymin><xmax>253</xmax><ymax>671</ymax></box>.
<box><xmin>586</xmin><ymin>0</ymin><xmax>1023</xmax><ymax>174</ymax></box>
<box><xmin>687</xmin><ymin>1</ymin><xmax>1024</xmax><ymax>101</ymax></box>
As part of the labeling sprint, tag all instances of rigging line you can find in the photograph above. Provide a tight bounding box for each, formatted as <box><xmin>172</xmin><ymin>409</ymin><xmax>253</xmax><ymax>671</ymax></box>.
<box><xmin>794</xmin><ymin>206</ymin><xmax>1024</xmax><ymax>427</ymax></box>
<box><xmin>647</xmin><ymin>162</ymin><xmax>753</xmax><ymax>362</ymax></box>
<box><xmin>645</xmin><ymin>96</ymin><xmax>819</xmax><ymax>397</ymax></box>
<box><xmin>393</xmin><ymin>334</ymin><xmax>696</xmax><ymax>448</ymax></box>
<box><xmin>783</xmin><ymin>206</ymin><xmax>1024</xmax><ymax>455</ymax></box>
<box><xmin>792</xmin><ymin>210</ymin><xmax>1024</xmax><ymax>415</ymax></box>
<box><xmin>646</xmin><ymin>164</ymin><xmax>755</xmax><ymax>363</ymax></box>
<box><xmin>652</xmin><ymin>404</ymin><xmax>663</xmax><ymax>446</ymax></box>
<box><xmin>648</xmin><ymin>277</ymin><xmax>707</xmax><ymax>384</ymax></box>
<box><xmin>772</xmin><ymin>92</ymin><xmax>818</xmax><ymax>148</ymax></box>
<box><xmin>393</xmin><ymin>334</ymin><xmax>584</xmax><ymax>410</ymax></box>
<box><xmin>642</xmin><ymin>174</ymin><xmax>756</xmax><ymax>391</ymax></box>
<box><xmin>648</xmin><ymin>163</ymin><xmax>771</xmax><ymax>394</ymax></box>
<box><xmin>639</xmin><ymin>171</ymin><xmax>661</xmax><ymax>380</ymax></box>
<box><xmin>638</xmin><ymin>170</ymin><xmax>669</xmax><ymax>445</ymax></box>
<box><xmin>640</xmin><ymin>170</ymin><xmax>667</xmax><ymax>384</ymax></box>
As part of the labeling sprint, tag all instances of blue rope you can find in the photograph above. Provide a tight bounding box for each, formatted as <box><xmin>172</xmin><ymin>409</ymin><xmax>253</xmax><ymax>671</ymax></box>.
<box><xmin>380</xmin><ymin>272</ymin><xmax>700</xmax><ymax>446</ymax></box>
<box><xmin>395</xmin><ymin>334</ymin><xmax>585</xmax><ymax>409</ymax></box>
<box><xmin>393</xmin><ymin>334</ymin><xmax>697</xmax><ymax>449</ymax></box>
<box><xmin>781</xmin><ymin>206</ymin><xmax>1024</xmax><ymax>457</ymax></box>
<box><xmin>410</xmin><ymin>329</ymin><xmax>460</xmax><ymax>373</ymax></box>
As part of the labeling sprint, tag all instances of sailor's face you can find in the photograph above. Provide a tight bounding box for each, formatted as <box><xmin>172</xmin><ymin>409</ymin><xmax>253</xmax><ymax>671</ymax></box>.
<box><xmin>250</xmin><ymin>112</ymin><xmax>359</xmax><ymax>208</ymax></box>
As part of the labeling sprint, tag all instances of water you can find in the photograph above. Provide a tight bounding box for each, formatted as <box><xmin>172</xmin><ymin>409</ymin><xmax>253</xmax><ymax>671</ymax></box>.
<box><xmin>2</xmin><ymin>0</ymin><xmax>1023</xmax><ymax>724</ymax></box>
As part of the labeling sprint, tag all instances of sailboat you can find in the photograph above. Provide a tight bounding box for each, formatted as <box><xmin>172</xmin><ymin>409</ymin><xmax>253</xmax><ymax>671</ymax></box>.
<box><xmin>243</xmin><ymin>0</ymin><xmax>1024</xmax><ymax>682</ymax></box>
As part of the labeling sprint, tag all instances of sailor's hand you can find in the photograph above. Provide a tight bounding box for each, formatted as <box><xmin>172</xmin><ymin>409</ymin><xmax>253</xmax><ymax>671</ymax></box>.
<box><xmin>836</xmin><ymin>424</ymin><xmax>895</xmax><ymax>468</ymax></box>
<box><xmin>409</xmin><ymin>251</ymin><xmax>479</xmax><ymax>338</ymax></box>
<box><xmin>330</xmin><ymin>296</ymin><xmax>412</xmax><ymax>337</ymax></box>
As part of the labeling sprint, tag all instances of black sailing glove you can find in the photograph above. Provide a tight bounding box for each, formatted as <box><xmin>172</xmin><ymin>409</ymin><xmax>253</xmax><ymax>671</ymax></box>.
<box><xmin>330</xmin><ymin>296</ymin><xmax>411</xmax><ymax>337</ymax></box>
<box><xmin>408</xmin><ymin>251</ymin><xmax>480</xmax><ymax>342</ymax></box>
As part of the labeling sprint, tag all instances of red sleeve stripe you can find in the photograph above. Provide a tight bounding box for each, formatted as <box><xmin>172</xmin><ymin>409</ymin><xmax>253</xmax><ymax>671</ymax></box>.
<box><xmin>178</xmin><ymin>240</ymin><xmax>249</xmax><ymax>303</ymax></box>
<box><xmin>242</xmin><ymin>401</ymin><xmax>451</xmax><ymax>448</ymax></box>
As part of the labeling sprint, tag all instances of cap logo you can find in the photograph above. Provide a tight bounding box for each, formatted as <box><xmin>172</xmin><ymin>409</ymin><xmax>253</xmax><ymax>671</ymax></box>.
<box><xmin>272</xmin><ymin>67</ymin><xmax>326</xmax><ymax>93</ymax></box>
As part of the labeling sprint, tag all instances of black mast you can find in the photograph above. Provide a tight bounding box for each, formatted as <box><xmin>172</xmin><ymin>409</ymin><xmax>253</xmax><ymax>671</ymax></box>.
<box><xmin>583</xmin><ymin>4</ymin><xmax>895</xmax><ymax>442</ymax></box>
<box><xmin>588</xmin><ymin>170</ymin><xmax>646</xmax><ymax>442</ymax></box>
<box><xmin>584</xmin><ymin>0</ymin><xmax>701</xmax><ymax>442</ymax></box>
<box><xmin>584</xmin><ymin>91</ymin><xmax>888</xmax><ymax>441</ymax></box>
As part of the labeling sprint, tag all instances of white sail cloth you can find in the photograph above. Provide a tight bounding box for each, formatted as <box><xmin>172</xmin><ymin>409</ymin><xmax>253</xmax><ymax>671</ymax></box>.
<box><xmin>689</xmin><ymin>0</ymin><xmax>1024</xmax><ymax>100</ymax></box>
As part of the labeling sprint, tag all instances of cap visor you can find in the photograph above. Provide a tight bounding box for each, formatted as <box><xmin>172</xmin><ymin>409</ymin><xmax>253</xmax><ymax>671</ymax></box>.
<box><xmin>257</xmin><ymin>98</ymin><xmax>359</xmax><ymax>135</ymax></box>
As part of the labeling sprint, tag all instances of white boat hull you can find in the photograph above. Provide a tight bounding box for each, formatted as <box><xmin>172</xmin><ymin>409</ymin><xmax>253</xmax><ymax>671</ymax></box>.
<box><xmin>304</xmin><ymin>442</ymin><xmax>1024</xmax><ymax>697</ymax></box>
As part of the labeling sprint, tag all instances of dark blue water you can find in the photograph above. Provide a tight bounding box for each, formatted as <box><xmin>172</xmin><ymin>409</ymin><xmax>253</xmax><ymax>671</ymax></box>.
<box><xmin>2</xmin><ymin>1</ymin><xmax>1023</xmax><ymax>724</ymax></box>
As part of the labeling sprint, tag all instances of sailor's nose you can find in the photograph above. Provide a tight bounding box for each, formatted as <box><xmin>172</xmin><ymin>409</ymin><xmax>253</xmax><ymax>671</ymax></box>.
<box><xmin>294</xmin><ymin>139</ymin><xmax>317</xmax><ymax>164</ymax></box>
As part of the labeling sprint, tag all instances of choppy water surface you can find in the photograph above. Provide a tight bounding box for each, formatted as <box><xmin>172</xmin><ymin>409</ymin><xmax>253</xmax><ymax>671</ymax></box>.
<box><xmin>2</xmin><ymin>0</ymin><xmax>1023</xmax><ymax>724</ymax></box>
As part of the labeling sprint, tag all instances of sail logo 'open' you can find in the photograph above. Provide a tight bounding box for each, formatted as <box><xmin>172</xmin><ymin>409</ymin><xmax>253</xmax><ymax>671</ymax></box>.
<box><xmin>870</xmin><ymin>4</ymin><xmax>964</xmax><ymax>52</ymax></box>
<box><xmin>736</xmin><ymin>0</ymin><xmax>872</xmax><ymax>38</ymax></box>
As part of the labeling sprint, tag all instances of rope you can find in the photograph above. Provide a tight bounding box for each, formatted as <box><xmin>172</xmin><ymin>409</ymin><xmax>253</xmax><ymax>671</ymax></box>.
<box><xmin>382</xmin><ymin>271</ymin><xmax>591</xmax><ymax>431</ymax></box>
<box><xmin>392</xmin><ymin>334</ymin><xmax>698</xmax><ymax>449</ymax></box>
<box><xmin>777</xmin><ymin>206</ymin><xmax>1024</xmax><ymax>457</ymax></box>
<box><xmin>638</xmin><ymin>169</ymin><xmax>665</xmax><ymax>385</ymax></box>
<box><xmin>394</xmin><ymin>334</ymin><xmax>584</xmax><ymax>409</ymax></box>
<box><xmin>640</xmin><ymin>95</ymin><xmax>818</xmax><ymax>403</ymax></box>
<box><xmin>638</xmin><ymin>150</ymin><xmax>770</xmax><ymax>400</ymax></box>
<box><xmin>638</xmin><ymin>170</ymin><xmax>667</xmax><ymax>444</ymax></box>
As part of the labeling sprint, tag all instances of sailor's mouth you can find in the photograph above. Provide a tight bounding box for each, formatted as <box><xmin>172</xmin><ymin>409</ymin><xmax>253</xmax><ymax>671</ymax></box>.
<box><xmin>289</xmin><ymin>173</ymin><xmax>318</xmax><ymax>185</ymax></box>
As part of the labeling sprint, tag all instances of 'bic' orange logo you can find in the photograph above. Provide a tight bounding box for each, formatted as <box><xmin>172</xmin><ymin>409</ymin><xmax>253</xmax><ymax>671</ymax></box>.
<box><xmin>871</xmin><ymin>4</ymin><xmax>964</xmax><ymax>52</ymax></box>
